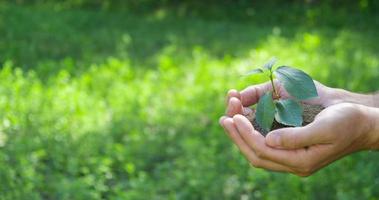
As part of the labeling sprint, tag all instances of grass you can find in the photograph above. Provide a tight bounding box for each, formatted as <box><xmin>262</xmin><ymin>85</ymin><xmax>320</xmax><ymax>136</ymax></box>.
<box><xmin>0</xmin><ymin>2</ymin><xmax>379</xmax><ymax>199</ymax></box>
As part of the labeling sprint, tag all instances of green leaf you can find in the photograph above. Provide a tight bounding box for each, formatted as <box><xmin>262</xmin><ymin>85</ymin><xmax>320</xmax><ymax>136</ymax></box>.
<box><xmin>274</xmin><ymin>99</ymin><xmax>303</xmax><ymax>127</ymax></box>
<box><xmin>256</xmin><ymin>92</ymin><xmax>275</xmax><ymax>132</ymax></box>
<box><xmin>263</xmin><ymin>57</ymin><xmax>277</xmax><ymax>70</ymax></box>
<box><xmin>274</xmin><ymin>66</ymin><xmax>318</xmax><ymax>100</ymax></box>
<box><xmin>245</xmin><ymin>68</ymin><xmax>264</xmax><ymax>76</ymax></box>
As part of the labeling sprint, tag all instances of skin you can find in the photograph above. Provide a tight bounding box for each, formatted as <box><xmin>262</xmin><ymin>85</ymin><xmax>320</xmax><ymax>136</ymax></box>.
<box><xmin>219</xmin><ymin>80</ymin><xmax>379</xmax><ymax>177</ymax></box>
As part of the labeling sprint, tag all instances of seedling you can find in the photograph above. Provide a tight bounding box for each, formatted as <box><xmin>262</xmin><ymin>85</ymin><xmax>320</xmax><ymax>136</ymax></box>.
<box><xmin>245</xmin><ymin>58</ymin><xmax>318</xmax><ymax>132</ymax></box>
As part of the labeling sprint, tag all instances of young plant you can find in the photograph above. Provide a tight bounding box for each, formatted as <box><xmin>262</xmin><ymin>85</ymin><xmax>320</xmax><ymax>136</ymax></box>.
<box><xmin>245</xmin><ymin>58</ymin><xmax>318</xmax><ymax>132</ymax></box>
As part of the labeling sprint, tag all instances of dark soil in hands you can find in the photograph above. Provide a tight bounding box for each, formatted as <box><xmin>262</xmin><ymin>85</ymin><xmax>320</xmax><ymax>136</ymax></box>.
<box><xmin>248</xmin><ymin>103</ymin><xmax>324</xmax><ymax>136</ymax></box>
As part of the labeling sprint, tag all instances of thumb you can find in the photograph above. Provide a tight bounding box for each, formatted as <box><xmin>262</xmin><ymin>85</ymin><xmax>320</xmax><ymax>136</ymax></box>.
<box><xmin>265</xmin><ymin>124</ymin><xmax>327</xmax><ymax>149</ymax></box>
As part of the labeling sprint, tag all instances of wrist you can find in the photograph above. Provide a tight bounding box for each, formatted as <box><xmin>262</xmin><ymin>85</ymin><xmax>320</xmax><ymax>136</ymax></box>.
<box><xmin>362</xmin><ymin>106</ymin><xmax>379</xmax><ymax>150</ymax></box>
<box><xmin>373</xmin><ymin>93</ymin><xmax>379</xmax><ymax>108</ymax></box>
<box><xmin>330</xmin><ymin>88</ymin><xmax>376</xmax><ymax>107</ymax></box>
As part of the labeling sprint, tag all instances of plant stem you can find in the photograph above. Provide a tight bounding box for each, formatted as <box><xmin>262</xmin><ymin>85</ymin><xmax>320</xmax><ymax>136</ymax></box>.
<box><xmin>269</xmin><ymin>70</ymin><xmax>279</xmax><ymax>99</ymax></box>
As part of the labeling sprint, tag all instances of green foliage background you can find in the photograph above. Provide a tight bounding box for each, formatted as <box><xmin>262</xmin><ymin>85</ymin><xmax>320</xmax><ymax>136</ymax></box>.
<box><xmin>0</xmin><ymin>1</ymin><xmax>379</xmax><ymax>199</ymax></box>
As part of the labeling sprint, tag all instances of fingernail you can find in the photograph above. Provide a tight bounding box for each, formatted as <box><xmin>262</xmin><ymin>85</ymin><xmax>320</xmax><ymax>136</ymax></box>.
<box><xmin>219</xmin><ymin>116</ymin><xmax>227</xmax><ymax>126</ymax></box>
<box><xmin>267</xmin><ymin>133</ymin><xmax>281</xmax><ymax>147</ymax></box>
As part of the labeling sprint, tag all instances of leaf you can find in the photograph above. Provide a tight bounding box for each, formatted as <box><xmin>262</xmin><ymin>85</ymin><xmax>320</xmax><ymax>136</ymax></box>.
<box><xmin>274</xmin><ymin>99</ymin><xmax>303</xmax><ymax>127</ymax></box>
<box><xmin>274</xmin><ymin>66</ymin><xmax>318</xmax><ymax>100</ymax></box>
<box><xmin>263</xmin><ymin>57</ymin><xmax>277</xmax><ymax>70</ymax></box>
<box><xmin>256</xmin><ymin>92</ymin><xmax>275</xmax><ymax>132</ymax></box>
<box><xmin>245</xmin><ymin>68</ymin><xmax>264</xmax><ymax>76</ymax></box>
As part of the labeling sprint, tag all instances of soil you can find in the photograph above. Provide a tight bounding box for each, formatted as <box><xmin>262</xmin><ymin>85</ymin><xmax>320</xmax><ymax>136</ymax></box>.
<box><xmin>246</xmin><ymin>103</ymin><xmax>324</xmax><ymax>136</ymax></box>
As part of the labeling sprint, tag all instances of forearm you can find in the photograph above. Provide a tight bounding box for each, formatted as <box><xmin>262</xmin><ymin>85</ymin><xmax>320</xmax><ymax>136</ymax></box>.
<box><xmin>364</xmin><ymin>106</ymin><xmax>379</xmax><ymax>150</ymax></box>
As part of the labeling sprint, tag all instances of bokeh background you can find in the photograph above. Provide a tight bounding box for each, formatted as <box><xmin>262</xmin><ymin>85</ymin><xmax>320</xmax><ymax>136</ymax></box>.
<box><xmin>0</xmin><ymin>0</ymin><xmax>379</xmax><ymax>199</ymax></box>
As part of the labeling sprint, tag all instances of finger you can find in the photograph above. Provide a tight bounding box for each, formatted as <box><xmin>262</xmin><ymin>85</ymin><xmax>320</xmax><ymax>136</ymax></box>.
<box><xmin>240</xmin><ymin>81</ymin><xmax>273</xmax><ymax>106</ymax></box>
<box><xmin>221</xmin><ymin>117</ymin><xmax>257</xmax><ymax>158</ymax></box>
<box><xmin>233</xmin><ymin>115</ymin><xmax>295</xmax><ymax>166</ymax></box>
<box><xmin>225</xmin><ymin>89</ymin><xmax>241</xmax><ymax>105</ymax></box>
<box><xmin>226</xmin><ymin>97</ymin><xmax>243</xmax><ymax>117</ymax></box>
<box><xmin>232</xmin><ymin>114</ymin><xmax>312</xmax><ymax>168</ymax></box>
<box><xmin>265</xmin><ymin>122</ymin><xmax>332</xmax><ymax>149</ymax></box>
<box><xmin>232</xmin><ymin>114</ymin><xmax>266</xmax><ymax>153</ymax></box>
<box><xmin>221</xmin><ymin>117</ymin><xmax>294</xmax><ymax>173</ymax></box>
<box><xmin>232</xmin><ymin>115</ymin><xmax>338</xmax><ymax>174</ymax></box>
<box><xmin>242</xmin><ymin>107</ymin><xmax>255</xmax><ymax>120</ymax></box>
<box><xmin>219</xmin><ymin>116</ymin><xmax>228</xmax><ymax>126</ymax></box>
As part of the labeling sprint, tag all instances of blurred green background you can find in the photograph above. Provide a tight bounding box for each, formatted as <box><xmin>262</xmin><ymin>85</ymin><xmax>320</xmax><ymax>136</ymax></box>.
<box><xmin>0</xmin><ymin>0</ymin><xmax>379</xmax><ymax>199</ymax></box>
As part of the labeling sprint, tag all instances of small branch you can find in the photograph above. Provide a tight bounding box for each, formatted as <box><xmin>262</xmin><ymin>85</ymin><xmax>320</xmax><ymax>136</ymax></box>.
<box><xmin>269</xmin><ymin>71</ymin><xmax>279</xmax><ymax>99</ymax></box>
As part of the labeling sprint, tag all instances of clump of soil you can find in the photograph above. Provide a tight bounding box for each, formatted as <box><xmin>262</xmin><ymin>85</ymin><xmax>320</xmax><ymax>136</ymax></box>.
<box><xmin>246</xmin><ymin>103</ymin><xmax>324</xmax><ymax>136</ymax></box>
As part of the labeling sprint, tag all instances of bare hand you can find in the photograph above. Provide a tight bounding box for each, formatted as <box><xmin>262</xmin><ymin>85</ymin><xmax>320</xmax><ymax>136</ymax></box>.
<box><xmin>220</xmin><ymin>80</ymin><xmax>379</xmax><ymax>176</ymax></box>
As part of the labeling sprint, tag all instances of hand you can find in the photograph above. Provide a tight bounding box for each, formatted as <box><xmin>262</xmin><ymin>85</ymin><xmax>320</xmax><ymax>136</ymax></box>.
<box><xmin>224</xmin><ymin>80</ymin><xmax>378</xmax><ymax>118</ymax></box>
<box><xmin>224</xmin><ymin>80</ymin><xmax>339</xmax><ymax>118</ymax></box>
<box><xmin>220</xmin><ymin>80</ymin><xmax>379</xmax><ymax>176</ymax></box>
<box><xmin>220</xmin><ymin>103</ymin><xmax>378</xmax><ymax>176</ymax></box>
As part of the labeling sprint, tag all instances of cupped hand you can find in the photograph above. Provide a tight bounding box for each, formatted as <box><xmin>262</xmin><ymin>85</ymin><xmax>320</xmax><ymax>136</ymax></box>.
<box><xmin>220</xmin><ymin>103</ymin><xmax>376</xmax><ymax>176</ymax></box>
<box><xmin>220</xmin><ymin>80</ymin><xmax>379</xmax><ymax>176</ymax></box>
<box><xmin>225</xmin><ymin>80</ymin><xmax>341</xmax><ymax>118</ymax></box>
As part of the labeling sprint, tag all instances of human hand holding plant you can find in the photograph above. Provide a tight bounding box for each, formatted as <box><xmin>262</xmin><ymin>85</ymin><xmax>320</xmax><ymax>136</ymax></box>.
<box><xmin>220</xmin><ymin>58</ymin><xmax>379</xmax><ymax>176</ymax></box>
<box><xmin>220</xmin><ymin>103</ymin><xmax>379</xmax><ymax>176</ymax></box>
